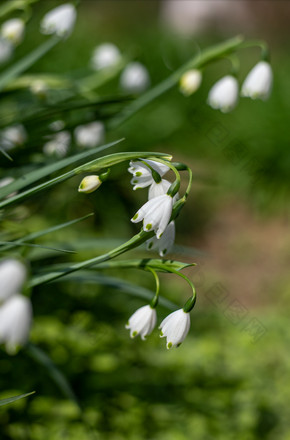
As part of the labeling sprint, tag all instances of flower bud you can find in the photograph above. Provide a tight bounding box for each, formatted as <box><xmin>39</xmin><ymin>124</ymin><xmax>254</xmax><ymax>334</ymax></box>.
<box><xmin>78</xmin><ymin>175</ymin><xmax>102</xmax><ymax>194</ymax></box>
<box><xmin>179</xmin><ymin>69</ymin><xmax>202</xmax><ymax>96</ymax></box>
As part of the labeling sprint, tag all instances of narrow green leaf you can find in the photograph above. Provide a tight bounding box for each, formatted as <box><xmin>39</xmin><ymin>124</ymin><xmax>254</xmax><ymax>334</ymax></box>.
<box><xmin>26</xmin><ymin>344</ymin><xmax>80</xmax><ymax>409</ymax></box>
<box><xmin>0</xmin><ymin>139</ymin><xmax>122</xmax><ymax>200</ymax></box>
<box><xmin>0</xmin><ymin>148</ymin><xmax>13</xmax><ymax>161</ymax></box>
<box><xmin>0</xmin><ymin>150</ymin><xmax>171</xmax><ymax>208</ymax></box>
<box><xmin>0</xmin><ymin>36</ymin><xmax>60</xmax><ymax>92</ymax></box>
<box><xmin>0</xmin><ymin>213</ymin><xmax>93</xmax><ymax>252</ymax></box>
<box><xmin>0</xmin><ymin>241</ymin><xmax>76</xmax><ymax>254</ymax></box>
<box><xmin>0</xmin><ymin>391</ymin><xmax>35</xmax><ymax>407</ymax></box>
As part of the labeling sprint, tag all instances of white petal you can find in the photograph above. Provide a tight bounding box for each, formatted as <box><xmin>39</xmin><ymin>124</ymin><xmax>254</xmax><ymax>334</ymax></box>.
<box><xmin>0</xmin><ymin>259</ymin><xmax>27</xmax><ymax>302</ymax></box>
<box><xmin>208</xmin><ymin>75</ymin><xmax>239</xmax><ymax>112</ymax></box>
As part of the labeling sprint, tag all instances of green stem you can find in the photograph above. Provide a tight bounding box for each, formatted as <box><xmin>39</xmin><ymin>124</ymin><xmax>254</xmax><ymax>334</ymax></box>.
<box><xmin>108</xmin><ymin>35</ymin><xmax>244</xmax><ymax>129</ymax></box>
<box><xmin>169</xmin><ymin>269</ymin><xmax>197</xmax><ymax>313</ymax></box>
<box><xmin>147</xmin><ymin>267</ymin><xmax>160</xmax><ymax>308</ymax></box>
<box><xmin>29</xmin><ymin>229</ymin><xmax>155</xmax><ymax>287</ymax></box>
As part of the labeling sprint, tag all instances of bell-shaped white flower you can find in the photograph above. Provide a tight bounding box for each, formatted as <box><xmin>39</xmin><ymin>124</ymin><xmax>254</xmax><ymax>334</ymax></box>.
<box><xmin>0</xmin><ymin>124</ymin><xmax>27</xmax><ymax>151</ymax></box>
<box><xmin>131</xmin><ymin>193</ymin><xmax>173</xmax><ymax>238</ymax></box>
<box><xmin>0</xmin><ymin>259</ymin><xmax>27</xmax><ymax>303</ymax></box>
<box><xmin>1</xmin><ymin>18</ymin><xmax>25</xmax><ymax>46</ymax></box>
<box><xmin>78</xmin><ymin>175</ymin><xmax>102</xmax><ymax>194</ymax></box>
<box><xmin>125</xmin><ymin>305</ymin><xmax>157</xmax><ymax>340</ymax></box>
<box><xmin>43</xmin><ymin>131</ymin><xmax>71</xmax><ymax>157</ymax></box>
<box><xmin>207</xmin><ymin>75</ymin><xmax>239</xmax><ymax>113</ymax></box>
<box><xmin>148</xmin><ymin>179</ymin><xmax>179</xmax><ymax>202</ymax></box>
<box><xmin>91</xmin><ymin>43</ymin><xmax>121</xmax><ymax>70</ymax></box>
<box><xmin>146</xmin><ymin>220</ymin><xmax>175</xmax><ymax>257</ymax></box>
<box><xmin>241</xmin><ymin>61</ymin><xmax>273</xmax><ymax>101</ymax></box>
<box><xmin>40</xmin><ymin>3</ymin><xmax>77</xmax><ymax>38</ymax></box>
<box><xmin>179</xmin><ymin>69</ymin><xmax>202</xmax><ymax>96</ymax></box>
<box><xmin>0</xmin><ymin>37</ymin><xmax>13</xmax><ymax>64</ymax></box>
<box><xmin>159</xmin><ymin>309</ymin><xmax>190</xmax><ymax>349</ymax></box>
<box><xmin>129</xmin><ymin>159</ymin><xmax>170</xmax><ymax>190</ymax></box>
<box><xmin>120</xmin><ymin>62</ymin><xmax>150</xmax><ymax>94</ymax></box>
<box><xmin>74</xmin><ymin>121</ymin><xmax>105</xmax><ymax>148</ymax></box>
<box><xmin>0</xmin><ymin>294</ymin><xmax>32</xmax><ymax>354</ymax></box>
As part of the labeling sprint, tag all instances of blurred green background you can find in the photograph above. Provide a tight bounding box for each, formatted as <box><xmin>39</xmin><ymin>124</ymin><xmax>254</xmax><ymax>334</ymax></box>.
<box><xmin>0</xmin><ymin>1</ymin><xmax>290</xmax><ymax>439</ymax></box>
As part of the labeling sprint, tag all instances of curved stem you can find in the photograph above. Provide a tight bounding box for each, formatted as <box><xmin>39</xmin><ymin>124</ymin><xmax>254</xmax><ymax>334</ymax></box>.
<box><xmin>168</xmin><ymin>268</ymin><xmax>197</xmax><ymax>312</ymax></box>
<box><xmin>147</xmin><ymin>267</ymin><xmax>160</xmax><ymax>308</ymax></box>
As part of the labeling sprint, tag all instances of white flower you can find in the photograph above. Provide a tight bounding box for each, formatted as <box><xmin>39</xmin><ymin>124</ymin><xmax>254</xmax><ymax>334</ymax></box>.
<box><xmin>0</xmin><ymin>124</ymin><xmax>27</xmax><ymax>151</ymax></box>
<box><xmin>91</xmin><ymin>43</ymin><xmax>121</xmax><ymax>70</ymax></box>
<box><xmin>147</xmin><ymin>220</ymin><xmax>175</xmax><ymax>257</ymax></box>
<box><xmin>78</xmin><ymin>175</ymin><xmax>102</xmax><ymax>193</ymax></box>
<box><xmin>0</xmin><ymin>37</ymin><xmax>13</xmax><ymax>64</ymax></box>
<box><xmin>74</xmin><ymin>121</ymin><xmax>105</xmax><ymax>148</ymax></box>
<box><xmin>207</xmin><ymin>75</ymin><xmax>239</xmax><ymax>113</ymax></box>
<box><xmin>30</xmin><ymin>79</ymin><xmax>48</xmax><ymax>98</ymax></box>
<box><xmin>131</xmin><ymin>193</ymin><xmax>173</xmax><ymax>238</ymax></box>
<box><xmin>40</xmin><ymin>3</ymin><xmax>77</xmax><ymax>38</ymax></box>
<box><xmin>241</xmin><ymin>61</ymin><xmax>273</xmax><ymax>101</ymax></box>
<box><xmin>0</xmin><ymin>259</ymin><xmax>27</xmax><ymax>303</ymax></box>
<box><xmin>148</xmin><ymin>178</ymin><xmax>179</xmax><ymax>202</ymax></box>
<box><xmin>43</xmin><ymin>131</ymin><xmax>71</xmax><ymax>157</ymax></box>
<box><xmin>1</xmin><ymin>18</ymin><xmax>25</xmax><ymax>46</ymax></box>
<box><xmin>129</xmin><ymin>159</ymin><xmax>169</xmax><ymax>190</ymax></box>
<box><xmin>120</xmin><ymin>62</ymin><xmax>150</xmax><ymax>94</ymax></box>
<box><xmin>0</xmin><ymin>294</ymin><xmax>32</xmax><ymax>354</ymax></box>
<box><xmin>49</xmin><ymin>120</ymin><xmax>65</xmax><ymax>132</ymax></box>
<box><xmin>159</xmin><ymin>309</ymin><xmax>190</xmax><ymax>349</ymax></box>
<box><xmin>179</xmin><ymin>69</ymin><xmax>202</xmax><ymax>96</ymax></box>
<box><xmin>125</xmin><ymin>305</ymin><xmax>157</xmax><ymax>340</ymax></box>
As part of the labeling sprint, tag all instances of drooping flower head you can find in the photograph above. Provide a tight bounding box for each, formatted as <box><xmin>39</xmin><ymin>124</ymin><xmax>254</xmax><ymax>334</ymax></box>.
<box><xmin>147</xmin><ymin>220</ymin><xmax>175</xmax><ymax>257</ymax></box>
<box><xmin>91</xmin><ymin>43</ymin><xmax>121</xmax><ymax>70</ymax></box>
<box><xmin>129</xmin><ymin>159</ymin><xmax>169</xmax><ymax>190</ymax></box>
<box><xmin>0</xmin><ymin>294</ymin><xmax>32</xmax><ymax>354</ymax></box>
<box><xmin>126</xmin><ymin>305</ymin><xmax>157</xmax><ymax>340</ymax></box>
<box><xmin>120</xmin><ymin>62</ymin><xmax>150</xmax><ymax>94</ymax></box>
<box><xmin>40</xmin><ymin>3</ymin><xmax>77</xmax><ymax>38</ymax></box>
<box><xmin>0</xmin><ymin>259</ymin><xmax>27</xmax><ymax>303</ymax></box>
<box><xmin>207</xmin><ymin>75</ymin><xmax>239</xmax><ymax>113</ymax></box>
<box><xmin>0</xmin><ymin>124</ymin><xmax>27</xmax><ymax>151</ymax></box>
<box><xmin>159</xmin><ymin>309</ymin><xmax>190</xmax><ymax>349</ymax></box>
<box><xmin>241</xmin><ymin>61</ymin><xmax>273</xmax><ymax>101</ymax></box>
<box><xmin>131</xmin><ymin>193</ymin><xmax>173</xmax><ymax>239</ymax></box>
<box><xmin>1</xmin><ymin>18</ymin><xmax>25</xmax><ymax>46</ymax></box>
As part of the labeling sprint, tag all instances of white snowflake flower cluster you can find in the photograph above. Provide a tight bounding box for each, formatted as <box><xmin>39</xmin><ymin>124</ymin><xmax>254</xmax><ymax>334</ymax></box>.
<box><xmin>126</xmin><ymin>305</ymin><xmax>191</xmax><ymax>349</ymax></box>
<box><xmin>0</xmin><ymin>259</ymin><xmax>32</xmax><ymax>354</ymax></box>
<box><xmin>207</xmin><ymin>61</ymin><xmax>273</xmax><ymax>113</ymax></box>
<box><xmin>129</xmin><ymin>159</ymin><xmax>177</xmax><ymax>256</ymax></box>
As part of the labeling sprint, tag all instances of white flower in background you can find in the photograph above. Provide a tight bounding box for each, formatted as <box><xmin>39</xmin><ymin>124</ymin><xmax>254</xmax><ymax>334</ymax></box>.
<box><xmin>0</xmin><ymin>37</ymin><xmax>13</xmax><ymax>64</ymax></box>
<box><xmin>0</xmin><ymin>124</ymin><xmax>27</xmax><ymax>151</ymax></box>
<box><xmin>74</xmin><ymin>121</ymin><xmax>105</xmax><ymax>148</ymax></box>
<box><xmin>159</xmin><ymin>309</ymin><xmax>190</xmax><ymax>349</ymax></box>
<box><xmin>1</xmin><ymin>18</ymin><xmax>25</xmax><ymax>46</ymax></box>
<box><xmin>43</xmin><ymin>131</ymin><xmax>71</xmax><ymax>157</ymax></box>
<box><xmin>30</xmin><ymin>79</ymin><xmax>48</xmax><ymax>98</ymax></box>
<box><xmin>40</xmin><ymin>3</ymin><xmax>77</xmax><ymax>38</ymax></box>
<box><xmin>129</xmin><ymin>159</ymin><xmax>169</xmax><ymax>190</ymax></box>
<box><xmin>78</xmin><ymin>175</ymin><xmax>102</xmax><ymax>194</ymax></box>
<box><xmin>125</xmin><ymin>305</ymin><xmax>157</xmax><ymax>340</ymax></box>
<box><xmin>120</xmin><ymin>62</ymin><xmax>150</xmax><ymax>94</ymax></box>
<box><xmin>179</xmin><ymin>69</ymin><xmax>202</xmax><ymax>96</ymax></box>
<box><xmin>207</xmin><ymin>75</ymin><xmax>239</xmax><ymax>113</ymax></box>
<box><xmin>91</xmin><ymin>43</ymin><xmax>121</xmax><ymax>70</ymax></box>
<box><xmin>0</xmin><ymin>294</ymin><xmax>32</xmax><ymax>354</ymax></box>
<box><xmin>241</xmin><ymin>61</ymin><xmax>273</xmax><ymax>101</ymax></box>
<box><xmin>147</xmin><ymin>220</ymin><xmax>175</xmax><ymax>257</ymax></box>
<box><xmin>0</xmin><ymin>259</ymin><xmax>27</xmax><ymax>303</ymax></box>
<box><xmin>131</xmin><ymin>193</ymin><xmax>173</xmax><ymax>238</ymax></box>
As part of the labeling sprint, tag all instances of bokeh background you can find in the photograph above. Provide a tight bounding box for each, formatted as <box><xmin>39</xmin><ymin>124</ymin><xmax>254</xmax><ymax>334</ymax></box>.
<box><xmin>0</xmin><ymin>1</ymin><xmax>290</xmax><ymax>439</ymax></box>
